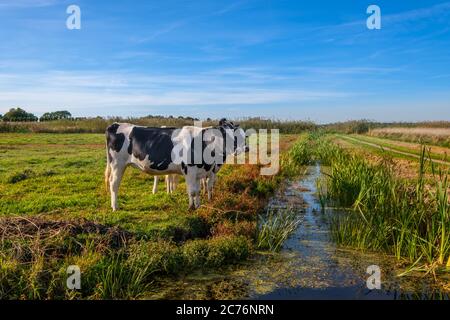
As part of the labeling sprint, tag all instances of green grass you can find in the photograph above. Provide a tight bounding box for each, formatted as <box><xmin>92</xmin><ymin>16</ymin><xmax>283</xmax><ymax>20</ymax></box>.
<box><xmin>0</xmin><ymin>132</ymin><xmax>300</xmax><ymax>299</ymax></box>
<box><xmin>0</xmin><ymin>134</ymin><xmax>199</xmax><ymax>237</ymax></box>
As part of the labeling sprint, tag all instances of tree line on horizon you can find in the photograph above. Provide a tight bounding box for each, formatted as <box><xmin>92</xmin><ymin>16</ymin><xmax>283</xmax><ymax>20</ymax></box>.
<box><xmin>0</xmin><ymin>107</ymin><xmax>203</xmax><ymax>123</ymax></box>
<box><xmin>0</xmin><ymin>108</ymin><xmax>72</xmax><ymax>122</ymax></box>
<box><xmin>0</xmin><ymin>107</ymin><xmax>449</xmax><ymax>134</ymax></box>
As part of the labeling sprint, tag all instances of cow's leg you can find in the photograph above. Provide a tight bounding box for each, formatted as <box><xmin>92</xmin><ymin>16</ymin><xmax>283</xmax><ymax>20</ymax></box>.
<box><xmin>109</xmin><ymin>163</ymin><xmax>126</xmax><ymax>211</ymax></box>
<box><xmin>167</xmin><ymin>175</ymin><xmax>179</xmax><ymax>194</ymax></box>
<box><xmin>207</xmin><ymin>174</ymin><xmax>216</xmax><ymax>201</ymax></box>
<box><xmin>104</xmin><ymin>162</ymin><xmax>111</xmax><ymax>192</ymax></box>
<box><xmin>153</xmin><ymin>176</ymin><xmax>159</xmax><ymax>194</ymax></box>
<box><xmin>165</xmin><ymin>175</ymin><xmax>171</xmax><ymax>194</ymax></box>
<box><xmin>201</xmin><ymin>178</ymin><xmax>207</xmax><ymax>195</ymax></box>
<box><xmin>185</xmin><ymin>169</ymin><xmax>201</xmax><ymax>210</ymax></box>
<box><xmin>172</xmin><ymin>175</ymin><xmax>179</xmax><ymax>192</ymax></box>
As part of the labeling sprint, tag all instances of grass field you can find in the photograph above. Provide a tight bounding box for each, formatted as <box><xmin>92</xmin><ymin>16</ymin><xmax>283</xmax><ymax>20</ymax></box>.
<box><xmin>311</xmin><ymin>126</ymin><xmax>450</xmax><ymax>178</ymax></box>
<box><xmin>369</xmin><ymin>127</ymin><xmax>450</xmax><ymax>148</ymax></box>
<box><xmin>332</xmin><ymin>133</ymin><xmax>450</xmax><ymax>178</ymax></box>
<box><xmin>0</xmin><ymin>132</ymin><xmax>300</xmax><ymax>299</ymax></box>
<box><xmin>347</xmin><ymin>134</ymin><xmax>450</xmax><ymax>162</ymax></box>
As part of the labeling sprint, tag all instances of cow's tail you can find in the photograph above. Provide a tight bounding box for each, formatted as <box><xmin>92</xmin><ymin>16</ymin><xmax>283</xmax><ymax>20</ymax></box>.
<box><xmin>105</xmin><ymin>141</ymin><xmax>111</xmax><ymax>193</ymax></box>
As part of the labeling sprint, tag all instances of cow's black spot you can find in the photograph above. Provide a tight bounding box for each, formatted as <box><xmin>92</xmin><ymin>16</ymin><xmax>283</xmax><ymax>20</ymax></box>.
<box><xmin>197</xmin><ymin>163</ymin><xmax>212</xmax><ymax>171</ymax></box>
<box><xmin>128</xmin><ymin>126</ymin><xmax>175</xmax><ymax>171</ymax></box>
<box><xmin>181</xmin><ymin>162</ymin><xmax>188</xmax><ymax>175</ymax></box>
<box><xmin>127</xmin><ymin>136</ymin><xmax>133</xmax><ymax>155</ymax></box>
<box><xmin>106</xmin><ymin>123</ymin><xmax>125</xmax><ymax>154</ymax></box>
<box><xmin>213</xmin><ymin>164</ymin><xmax>222</xmax><ymax>174</ymax></box>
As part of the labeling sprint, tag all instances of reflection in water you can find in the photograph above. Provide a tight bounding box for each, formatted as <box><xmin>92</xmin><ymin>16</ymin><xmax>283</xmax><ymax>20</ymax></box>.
<box><xmin>148</xmin><ymin>164</ymin><xmax>449</xmax><ymax>300</ymax></box>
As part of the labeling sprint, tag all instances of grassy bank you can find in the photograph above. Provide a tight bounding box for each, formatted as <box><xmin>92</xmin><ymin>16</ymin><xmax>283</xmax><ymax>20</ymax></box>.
<box><xmin>0</xmin><ymin>132</ymin><xmax>301</xmax><ymax>299</ymax></box>
<box><xmin>295</xmin><ymin>133</ymin><xmax>450</xmax><ymax>275</ymax></box>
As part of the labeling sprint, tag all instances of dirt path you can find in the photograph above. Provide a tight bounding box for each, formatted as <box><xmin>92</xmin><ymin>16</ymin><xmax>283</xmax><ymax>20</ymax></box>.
<box><xmin>338</xmin><ymin>135</ymin><xmax>450</xmax><ymax>167</ymax></box>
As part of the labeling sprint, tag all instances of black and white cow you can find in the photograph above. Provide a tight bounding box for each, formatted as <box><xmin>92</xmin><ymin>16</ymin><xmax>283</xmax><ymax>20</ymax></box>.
<box><xmin>104</xmin><ymin>119</ymin><xmax>246</xmax><ymax>211</ymax></box>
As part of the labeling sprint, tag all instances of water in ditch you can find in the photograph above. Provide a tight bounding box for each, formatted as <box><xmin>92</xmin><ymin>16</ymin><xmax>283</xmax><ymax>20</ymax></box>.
<box><xmin>148</xmin><ymin>164</ymin><xmax>449</xmax><ymax>300</ymax></box>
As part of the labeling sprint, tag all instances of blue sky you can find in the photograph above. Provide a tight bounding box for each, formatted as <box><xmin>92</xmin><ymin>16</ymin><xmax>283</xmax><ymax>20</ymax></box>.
<box><xmin>0</xmin><ymin>0</ymin><xmax>449</xmax><ymax>123</ymax></box>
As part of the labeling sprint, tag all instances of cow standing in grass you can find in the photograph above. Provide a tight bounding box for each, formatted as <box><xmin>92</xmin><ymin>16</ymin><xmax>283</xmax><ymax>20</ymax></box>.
<box><xmin>105</xmin><ymin>119</ymin><xmax>247</xmax><ymax>211</ymax></box>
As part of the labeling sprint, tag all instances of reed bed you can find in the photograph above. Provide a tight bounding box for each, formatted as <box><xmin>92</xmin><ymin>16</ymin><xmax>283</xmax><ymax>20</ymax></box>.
<box><xmin>295</xmin><ymin>133</ymin><xmax>450</xmax><ymax>273</ymax></box>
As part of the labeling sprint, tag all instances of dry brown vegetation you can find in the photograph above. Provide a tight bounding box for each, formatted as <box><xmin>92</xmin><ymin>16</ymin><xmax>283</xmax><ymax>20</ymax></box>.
<box><xmin>371</xmin><ymin>127</ymin><xmax>450</xmax><ymax>137</ymax></box>
<box><xmin>369</xmin><ymin>127</ymin><xmax>450</xmax><ymax>148</ymax></box>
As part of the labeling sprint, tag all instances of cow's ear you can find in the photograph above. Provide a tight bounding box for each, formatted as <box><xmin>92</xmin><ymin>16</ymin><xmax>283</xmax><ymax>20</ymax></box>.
<box><xmin>219</xmin><ymin>118</ymin><xmax>227</xmax><ymax>126</ymax></box>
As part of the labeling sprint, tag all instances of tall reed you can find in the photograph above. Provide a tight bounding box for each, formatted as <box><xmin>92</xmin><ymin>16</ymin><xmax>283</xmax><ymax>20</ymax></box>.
<box><xmin>256</xmin><ymin>209</ymin><xmax>302</xmax><ymax>251</ymax></box>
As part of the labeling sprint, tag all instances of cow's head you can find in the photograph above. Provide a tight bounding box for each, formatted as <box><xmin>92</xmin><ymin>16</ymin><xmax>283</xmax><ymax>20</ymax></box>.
<box><xmin>219</xmin><ymin>118</ymin><xmax>249</xmax><ymax>155</ymax></box>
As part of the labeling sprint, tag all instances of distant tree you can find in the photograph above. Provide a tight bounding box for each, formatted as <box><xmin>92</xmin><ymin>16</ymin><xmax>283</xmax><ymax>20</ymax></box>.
<box><xmin>39</xmin><ymin>110</ymin><xmax>72</xmax><ymax>122</ymax></box>
<box><xmin>0</xmin><ymin>114</ymin><xmax>3</xmax><ymax>121</ymax></box>
<box><xmin>3</xmin><ymin>108</ymin><xmax>38</xmax><ymax>122</ymax></box>
<box><xmin>352</xmin><ymin>120</ymin><xmax>370</xmax><ymax>134</ymax></box>
<box><xmin>39</xmin><ymin>112</ymin><xmax>54</xmax><ymax>121</ymax></box>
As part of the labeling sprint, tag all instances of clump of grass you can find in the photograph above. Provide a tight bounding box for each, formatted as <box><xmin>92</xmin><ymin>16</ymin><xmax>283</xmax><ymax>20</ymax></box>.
<box><xmin>250</xmin><ymin>179</ymin><xmax>276</xmax><ymax>198</ymax></box>
<box><xmin>92</xmin><ymin>253</ymin><xmax>154</xmax><ymax>299</ymax></box>
<box><xmin>7</xmin><ymin>169</ymin><xmax>35</xmax><ymax>184</ymax></box>
<box><xmin>282</xmin><ymin>131</ymin><xmax>336</xmax><ymax>169</ymax></box>
<box><xmin>316</xmin><ymin>178</ymin><xmax>327</xmax><ymax>211</ymax></box>
<box><xmin>257</xmin><ymin>208</ymin><xmax>302</xmax><ymax>251</ymax></box>
<box><xmin>287</xmin><ymin>139</ymin><xmax>313</xmax><ymax>166</ymax></box>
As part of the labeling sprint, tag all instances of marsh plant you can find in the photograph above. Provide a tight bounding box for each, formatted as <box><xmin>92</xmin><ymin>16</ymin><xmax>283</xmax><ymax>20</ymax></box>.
<box><xmin>256</xmin><ymin>208</ymin><xmax>302</xmax><ymax>251</ymax></box>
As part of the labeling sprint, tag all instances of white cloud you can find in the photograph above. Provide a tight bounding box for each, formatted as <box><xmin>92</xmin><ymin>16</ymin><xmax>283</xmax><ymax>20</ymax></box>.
<box><xmin>0</xmin><ymin>69</ymin><xmax>354</xmax><ymax>115</ymax></box>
